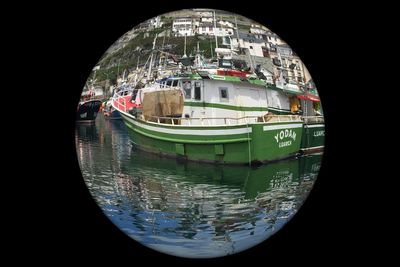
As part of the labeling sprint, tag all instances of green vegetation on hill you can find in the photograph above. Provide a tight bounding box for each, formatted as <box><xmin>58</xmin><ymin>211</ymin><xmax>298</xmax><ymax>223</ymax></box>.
<box><xmin>93</xmin><ymin>34</ymin><xmax>226</xmax><ymax>84</ymax></box>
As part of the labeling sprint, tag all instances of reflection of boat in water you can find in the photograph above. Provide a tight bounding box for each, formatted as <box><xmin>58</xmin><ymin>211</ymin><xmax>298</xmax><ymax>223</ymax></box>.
<box><xmin>75</xmin><ymin>122</ymin><xmax>98</xmax><ymax>141</ymax></box>
<box><xmin>108</xmin><ymin>151</ymin><xmax>322</xmax><ymax>257</ymax></box>
<box><xmin>114</xmin><ymin>150</ymin><xmax>322</xmax><ymax>215</ymax></box>
<box><xmin>76</xmin><ymin>105</ymin><xmax>323</xmax><ymax>258</ymax></box>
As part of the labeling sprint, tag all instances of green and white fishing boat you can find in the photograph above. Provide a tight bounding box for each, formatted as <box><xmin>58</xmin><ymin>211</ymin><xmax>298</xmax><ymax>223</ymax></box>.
<box><xmin>112</xmin><ymin>40</ymin><xmax>324</xmax><ymax>165</ymax></box>
<box><xmin>298</xmin><ymin>87</ymin><xmax>324</xmax><ymax>154</ymax></box>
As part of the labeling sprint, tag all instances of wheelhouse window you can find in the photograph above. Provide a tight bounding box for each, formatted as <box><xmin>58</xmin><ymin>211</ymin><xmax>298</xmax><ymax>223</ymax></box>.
<box><xmin>194</xmin><ymin>82</ymin><xmax>201</xmax><ymax>100</ymax></box>
<box><xmin>183</xmin><ymin>81</ymin><xmax>191</xmax><ymax>99</ymax></box>
<box><xmin>219</xmin><ymin>87</ymin><xmax>229</xmax><ymax>102</ymax></box>
<box><xmin>132</xmin><ymin>89</ymin><xmax>138</xmax><ymax>100</ymax></box>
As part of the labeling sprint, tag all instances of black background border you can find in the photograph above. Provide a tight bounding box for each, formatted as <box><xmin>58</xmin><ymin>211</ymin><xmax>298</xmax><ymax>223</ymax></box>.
<box><xmin>27</xmin><ymin>1</ymin><xmax>368</xmax><ymax>264</ymax></box>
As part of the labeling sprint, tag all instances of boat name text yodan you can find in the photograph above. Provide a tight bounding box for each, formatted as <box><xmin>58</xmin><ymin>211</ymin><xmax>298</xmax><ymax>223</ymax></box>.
<box><xmin>274</xmin><ymin>129</ymin><xmax>297</xmax><ymax>148</ymax></box>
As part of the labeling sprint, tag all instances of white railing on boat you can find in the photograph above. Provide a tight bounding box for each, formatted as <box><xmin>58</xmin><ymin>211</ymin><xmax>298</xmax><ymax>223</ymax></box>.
<box><xmin>302</xmin><ymin>116</ymin><xmax>324</xmax><ymax>124</ymax></box>
<box><xmin>143</xmin><ymin>114</ymin><xmax>302</xmax><ymax>126</ymax></box>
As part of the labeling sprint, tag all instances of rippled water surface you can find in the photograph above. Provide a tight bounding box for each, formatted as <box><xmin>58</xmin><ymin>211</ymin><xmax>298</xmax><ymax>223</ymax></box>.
<box><xmin>75</xmin><ymin>116</ymin><xmax>321</xmax><ymax>258</ymax></box>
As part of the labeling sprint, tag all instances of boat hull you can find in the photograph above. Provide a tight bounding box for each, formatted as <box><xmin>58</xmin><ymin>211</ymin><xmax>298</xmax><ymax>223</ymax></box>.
<box><xmin>300</xmin><ymin>123</ymin><xmax>325</xmax><ymax>153</ymax></box>
<box><xmin>76</xmin><ymin>100</ymin><xmax>102</xmax><ymax>122</ymax></box>
<box><xmin>104</xmin><ymin>109</ymin><xmax>121</xmax><ymax>120</ymax></box>
<box><xmin>119</xmin><ymin>111</ymin><xmax>303</xmax><ymax>165</ymax></box>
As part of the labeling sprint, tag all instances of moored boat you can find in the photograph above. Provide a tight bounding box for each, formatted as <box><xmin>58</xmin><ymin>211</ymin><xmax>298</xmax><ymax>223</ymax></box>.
<box><xmin>298</xmin><ymin>86</ymin><xmax>324</xmax><ymax>153</ymax></box>
<box><xmin>113</xmin><ymin>72</ymin><xmax>307</xmax><ymax>165</ymax></box>
<box><xmin>111</xmin><ymin>37</ymin><xmax>324</xmax><ymax>165</ymax></box>
<box><xmin>103</xmin><ymin>100</ymin><xmax>122</xmax><ymax>120</ymax></box>
<box><xmin>76</xmin><ymin>97</ymin><xmax>102</xmax><ymax>123</ymax></box>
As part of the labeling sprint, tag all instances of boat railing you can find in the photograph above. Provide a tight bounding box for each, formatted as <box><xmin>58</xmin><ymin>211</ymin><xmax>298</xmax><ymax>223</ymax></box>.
<box><xmin>81</xmin><ymin>95</ymin><xmax>104</xmax><ymax>102</ymax></box>
<box><xmin>112</xmin><ymin>95</ymin><xmax>128</xmax><ymax>113</ymax></box>
<box><xmin>302</xmin><ymin>116</ymin><xmax>324</xmax><ymax>124</ymax></box>
<box><xmin>144</xmin><ymin>114</ymin><xmax>302</xmax><ymax>126</ymax></box>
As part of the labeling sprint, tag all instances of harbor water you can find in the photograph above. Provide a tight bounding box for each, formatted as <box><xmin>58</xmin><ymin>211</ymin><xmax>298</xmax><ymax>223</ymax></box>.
<box><xmin>75</xmin><ymin>116</ymin><xmax>322</xmax><ymax>258</ymax></box>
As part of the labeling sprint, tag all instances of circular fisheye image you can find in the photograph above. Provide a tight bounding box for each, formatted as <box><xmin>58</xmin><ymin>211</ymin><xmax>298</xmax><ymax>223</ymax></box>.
<box><xmin>75</xmin><ymin>8</ymin><xmax>324</xmax><ymax>258</ymax></box>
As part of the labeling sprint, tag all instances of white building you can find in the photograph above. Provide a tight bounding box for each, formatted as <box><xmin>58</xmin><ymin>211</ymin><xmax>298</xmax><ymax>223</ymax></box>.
<box><xmin>172</xmin><ymin>18</ymin><xmax>195</xmax><ymax>36</ymax></box>
<box><xmin>197</xmin><ymin>23</ymin><xmax>215</xmax><ymax>35</ymax></box>
<box><xmin>197</xmin><ymin>24</ymin><xmax>234</xmax><ymax>36</ymax></box>
<box><xmin>232</xmin><ymin>32</ymin><xmax>268</xmax><ymax>57</ymax></box>
<box><xmin>194</xmin><ymin>10</ymin><xmax>213</xmax><ymax>17</ymax></box>
<box><xmin>218</xmin><ymin>20</ymin><xmax>234</xmax><ymax>28</ymax></box>
<box><xmin>250</xmin><ymin>24</ymin><xmax>268</xmax><ymax>35</ymax></box>
<box><xmin>149</xmin><ymin>16</ymin><xmax>163</xmax><ymax>29</ymax></box>
<box><xmin>214</xmin><ymin>27</ymin><xmax>234</xmax><ymax>36</ymax></box>
<box><xmin>275</xmin><ymin>44</ymin><xmax>306</xmax><ymax>84</ymax></box>
<box><xmin>201</xmin><ymin>17</ymin><xmax>213</xmax><ymax>23</ymax></box>
<box><xmin>265</xmin><ymin>31</ymin><xmax>284</xmax><ymax>47</ymax></box>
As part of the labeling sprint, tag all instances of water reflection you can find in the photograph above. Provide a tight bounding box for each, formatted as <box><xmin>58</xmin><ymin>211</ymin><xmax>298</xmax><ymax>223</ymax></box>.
<box><xmin>75</xmin><ymin>117</ymin><xmax>322</xmax><ymax>258</ymax></box>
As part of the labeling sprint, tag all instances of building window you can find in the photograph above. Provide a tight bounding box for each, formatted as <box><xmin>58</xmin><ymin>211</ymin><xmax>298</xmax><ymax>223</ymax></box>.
<box><xmin>194</xmin><ymin>82</ymin><xmax>201</xmax><ymax>100</ymax></box>
<box><xmin>249</xmin><ymin>46</ymin><xmax>253</xmax><ymax>49</ymax></box>
<box><xmin>272</xmin><ymin>58</ymin><xmax>281</xmax><ymax>66</ymax></box>
<box><xmin>219</xmin><ymin>87</ymin><xmax>229</xmax><ymax>101</ymax></box>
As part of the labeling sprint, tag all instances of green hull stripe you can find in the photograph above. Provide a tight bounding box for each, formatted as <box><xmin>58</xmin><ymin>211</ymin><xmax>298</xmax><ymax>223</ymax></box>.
<box><xmin>126</xmin><ymin>123</ymin><xmax>251</xmax><ymax>144</ymax></box>
<box><xmin>304</xmin><ymin>124</ymin><xmax>325</xmax><ymax>128</ymax></box>
<box><xmin>301</xmin><ymin>125</ymin><xmax>325</xmax><ymax>149</ymax></box>
<box><xmin>184</xmin><ymin>101</ymin><xmax>268</xmax><ymax>112</ymax></box>
<box><xmin>266</xmin><ymin>84</ymin><xmax>303</xmax><ymax>95</ymax></box>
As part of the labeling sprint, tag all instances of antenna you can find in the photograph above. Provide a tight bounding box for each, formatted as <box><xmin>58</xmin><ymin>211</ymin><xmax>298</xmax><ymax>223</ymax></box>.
<box><xmin>277</xmin><ymin>47</ymin><xmax>285</xmax><ymax>84</ymax></box>
<box><xmin>117</xmin><ymin>58</ymin><xmax>121</xmax><ymax>78</ymax></box>
<box><xmin>235</xmin><ymin>15</ymin><xmax>241</xmax><ymax>50</ymax></box>
<box><xmin>210</xmin><ymin>38</ymin><xmax>214</xmax><ymax>59</ymax></box>
<box><xmin>213</xmin><ymin>10</ymin><xmax>218</xmax><ymax>50</ymax></box>
<box><xmin>183</xmin><ymin>34</ymin><xmax>187</xmax><ymax>57</ymax></box>
<box><xmin>196</xmin><ymin>41</ymin><xmax>202</xmax><ymax>68</ymax></box>
<box><xmin>159</xmin><ymin>35</ymin><xmax>166</xmax><ymax>66</ymax></box>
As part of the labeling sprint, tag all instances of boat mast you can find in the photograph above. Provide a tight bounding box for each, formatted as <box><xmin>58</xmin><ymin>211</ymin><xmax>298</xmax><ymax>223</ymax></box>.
<box><xmin>235</xmin><ymin>15</ymin><xmax>241</xmax><ymax>50</ymax></box>
<box><xmin>213</xmin><ymin>10</ymin><xmax>219</xmax><ymax>59</ymax></box>
<box><xmin>210</xmin><ymin>38</ymin><xmax>214</xmax><ymax>59</ymax></box>
<box><xmin>213</xmin><ymin>10</ymin><xmax>218</xmax><ymax>49</ymax></box>
<box><xmin>183</xmin><ymin>34</ymin><xmax>187</xmax><ymax>57</ymax></box>
<box><xmin>117</xmin><ymin>58</ymin><xmax>121</xmax><ymax>79</ymax></box>
<box><xmin>159</xmin><ymin>34</ymin><xmax>166</xmax><ymax>67</ymax></box>
<box><xmin>147</xmin><ymin>34</ymin><xmax>158</xmax><ymax>79</ymax></box>
<box><xmin>277</xmin><ymin>47</ymin><xmax>285</xmax><ymax>85</ymax></box>
<box><xmin>195</xmin><ymin>41</ymin><xmax>202</xmax><ymax>68</ymax></box>
<box><xmin>136</xmin><ymin>54</ymin><xmax>140</xmax><ymax>70</ymax></box>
